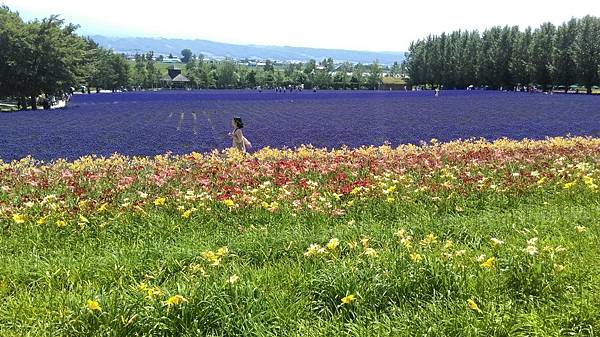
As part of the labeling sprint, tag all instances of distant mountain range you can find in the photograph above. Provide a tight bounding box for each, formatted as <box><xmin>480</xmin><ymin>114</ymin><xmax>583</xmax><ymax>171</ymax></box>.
<box><xmin>89</xmin><ymin>35</ymin><xmax>405</xmax><ymax>65</ymax></box>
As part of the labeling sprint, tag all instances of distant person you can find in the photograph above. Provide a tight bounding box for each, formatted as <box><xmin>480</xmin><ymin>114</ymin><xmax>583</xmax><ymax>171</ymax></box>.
<box><xmin>434</xmin><ymin>87</ymin><xmax>440</xmax><ymax>97</ymax></box>
<box><xmin>229</xmin><ymin>117</ymin><xmax>251</xmax><ymax>154</ymax></box>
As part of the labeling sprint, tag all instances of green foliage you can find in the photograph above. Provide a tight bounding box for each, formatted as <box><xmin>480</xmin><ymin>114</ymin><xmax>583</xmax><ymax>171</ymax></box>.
<box><xmin>405</xmin><ymin>16</ymin><xmax>600</xmax><ymax>92</ymax></box>
<box><xmin>574</xmin><ymin>16</ymin><xmax>600</xmax><ymax>94</ymax></box>
<box><xmin>0</xmin><ymin>6</ymin><xmax>130</xmax><ymax>108</ymax></box>
<box><xmin>1</xmin><ymin>191</ymin><xmax>598</xmax><ymax>336</ymax></box>
<box><xmin>180</xmin><ymin>49</ymin><xmax>192</xmax><ymax>63</ymax></box>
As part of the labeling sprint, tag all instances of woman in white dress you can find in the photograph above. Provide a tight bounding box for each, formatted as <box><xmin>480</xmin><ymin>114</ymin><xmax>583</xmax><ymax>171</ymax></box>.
<box><xmin>229</xmin><ymin>117</ymin><xmax>251</xmax><ymax>153</ymax></box>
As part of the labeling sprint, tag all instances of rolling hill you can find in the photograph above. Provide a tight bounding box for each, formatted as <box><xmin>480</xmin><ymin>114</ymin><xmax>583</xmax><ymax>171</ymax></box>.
<box><xmin>90</xmin><ymin>35</ymin><xmax>405</xmax><ymax>64</ymax></box>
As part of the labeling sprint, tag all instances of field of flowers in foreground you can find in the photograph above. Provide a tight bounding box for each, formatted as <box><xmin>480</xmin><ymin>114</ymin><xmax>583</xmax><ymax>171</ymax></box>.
<box><xmin>1</xmin><ymin>137</ymin><xmax>599</xmax><ymax>336</ymax></box>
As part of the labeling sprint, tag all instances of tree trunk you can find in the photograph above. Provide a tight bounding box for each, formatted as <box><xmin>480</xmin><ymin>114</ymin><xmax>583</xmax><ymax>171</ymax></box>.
<box><xmin>29</xmin><ymin>95</ymin><xmax>37</xmax><ymax>110</ymax></box>
<box><xmin>587</xmin><ymin>86</ymin><xmax>592</xmax><ymax>95</ymax></box>
<box><xmin>18</xmin><ymin>97</ymin><xmax>27</xmax><ymax>110</ymax></box>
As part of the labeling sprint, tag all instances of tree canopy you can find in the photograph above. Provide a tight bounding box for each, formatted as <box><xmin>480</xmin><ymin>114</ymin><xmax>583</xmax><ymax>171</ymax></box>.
<box><xmin>403</xmin><ymin>16</ymin><xmax>600</xmax><ymax>93</ymax></box>
<box><xmin>0</xmin><ymin>6</ymin><xmax>130</xmax><ymax>109</ymax></box>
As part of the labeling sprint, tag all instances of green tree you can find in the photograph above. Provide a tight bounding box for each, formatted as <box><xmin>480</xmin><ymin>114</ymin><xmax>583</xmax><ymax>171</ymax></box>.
<box><xmin>367</xmin><ymin>61</ymin><xmax>382</xmax><ymax>90</ymax></box>
<box><xmin>389</xmin><ymin>61</ymin><xmax>402</xmax><ymax>76</ymax></box>
<box><xmin>217</xmin><ymin>59</ymin><xmax>238</xmax><ymax>88</ymax></box>
<box><xmin>263</xmin><ymin>59</ymin><xmax>274</xmax><ymax>72</ymax></box>
<box><xmin>531</xmin><ymin>22</ymin><xmax>556</xmax><ymax>90</ymax></box>
<box><xmin>132</xmin><ymin>53</ymin><xmax>147</xmax><ymax>87</ymax></box>
<box><xmin>574</xmin><ymin>16</ymin><xmax>600</xmax><ymax>94</ymax></box>
<box><xmin>15</xmin><ymin>14</ymin><xmax>86</xmax><ymax>109</ymax></box>
<box><xmin>181</xmin><ymin>48</ymin><xmax>192</xmax><ymax>63</ymax></box>
<box><xmin>0</xmin><ymin>6</ymin><xmax>28</xmax><ymax>101</ymax></box>
<box><xmin>553</xmin><ymin>18</ymin><xmax>578</xmax><ymax>91</ymax></box>
<box><xmin>144</xmin><ymin>51</ymin><xmax>161</xmax><ymax>88</ymax></box>
<box><xmin>303</xmin><ymin>59</ymin><xmax>316</xmax><ymax>74</ymax></box>
<box><xmin>510</xmin><ymin>27</ymin><xmax>533</xmax><ymax>87</ymax></box>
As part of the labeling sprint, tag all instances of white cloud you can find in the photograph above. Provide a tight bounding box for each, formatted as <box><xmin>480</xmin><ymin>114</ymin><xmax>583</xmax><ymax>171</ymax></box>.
<box><xmin>4</xmin><ymin>0</ymin><xmax>600</xmax><ymax>51</ymax></box>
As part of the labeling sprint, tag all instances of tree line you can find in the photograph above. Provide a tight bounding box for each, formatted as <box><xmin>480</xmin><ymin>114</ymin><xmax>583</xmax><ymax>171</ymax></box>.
<box><xmin>0</xmin><ymin>6</ymin><xmax>130</xmax><ymax>109</ymax></box>
<box><xmin>128</xmin><ymin>53</ymin><xmax>389</xmax><ymax>90</ymax></box>
<box><xmin>0</xmin><ymin>5</ymin><xmax>397</xmax><ymax>110</ymax></box>
<box><xmin>403</xmin><ymin>16</ymin><xmax>600</xmax><ymax>94</ymax></box>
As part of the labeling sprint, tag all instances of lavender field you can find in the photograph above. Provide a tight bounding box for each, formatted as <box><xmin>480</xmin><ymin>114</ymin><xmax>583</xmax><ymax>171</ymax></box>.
<box><xmin>1</xmin><ymin>90</ymin><xmax>599</xmax><ymax>161</ymax></box>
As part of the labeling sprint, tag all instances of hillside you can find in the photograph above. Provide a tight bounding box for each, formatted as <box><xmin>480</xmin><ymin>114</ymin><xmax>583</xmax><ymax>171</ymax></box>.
<box><xmin>90</xmin><ymin>35</ymin><xmax>405</xmax><ymax>64</ymax></box>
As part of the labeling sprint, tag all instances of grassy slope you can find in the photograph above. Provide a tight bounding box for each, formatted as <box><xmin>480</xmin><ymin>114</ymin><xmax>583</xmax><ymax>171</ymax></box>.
<box><xmin>1</xmin><ymin>192</ymin><xmax>598</xmax><ymax>336</ymax></box>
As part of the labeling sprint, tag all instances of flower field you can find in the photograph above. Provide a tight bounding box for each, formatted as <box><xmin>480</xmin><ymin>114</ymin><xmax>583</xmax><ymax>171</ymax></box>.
<box><xmin>1</xmin><ymin>90</ymin><xmax>600</xmax><ymax>161</ymax></box>
<box><xmin>1</xmin><ymin>137</ymin><xmax>599</xmax><ymax>336</ymax></box>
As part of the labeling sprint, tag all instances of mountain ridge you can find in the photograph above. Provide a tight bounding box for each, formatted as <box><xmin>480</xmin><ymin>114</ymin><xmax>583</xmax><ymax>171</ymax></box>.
<box><xmin>90</xmin><ymin>35</ymin><xmax>405</xmax><ymax>64</ymax></box>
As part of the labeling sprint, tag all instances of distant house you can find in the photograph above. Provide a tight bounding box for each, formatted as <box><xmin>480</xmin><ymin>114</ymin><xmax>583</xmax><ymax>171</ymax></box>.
<box><xmin>163</xmin><ymin>57</ymin><xmax>182</xmax><ymax>64</ymax></box>
<box><xmin>160</xmin><ymin>67</ymin><xmax>190</xmax><ymax>89</ymax></box>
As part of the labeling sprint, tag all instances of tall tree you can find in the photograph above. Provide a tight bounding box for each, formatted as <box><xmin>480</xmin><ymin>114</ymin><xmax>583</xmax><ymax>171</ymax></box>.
<box><xmin>367</xmin><ymin>61</ymin><xmax>382</xmax><ymax>90</ymax></box>
<box><xmin>553</xmin><ymin>18</ymin><xmax>578</xmax><ymax>91</ymax></box>
<box><xmin>510</xmin><ymin>27</ymin><xmax>533</xmax><ymax>87</ymax></box>
<box><xmin>530</xmin><ymin>22</ymin><xmax>556</xmax><ymax>90</ymax></box>
<box><xmin>181</xmin><ymin>48</ymin><xmax>192</xmax><ymax>63</ymax></box>
<box><xmin>18</xmin><ymin>15</ymin><xmax>86</xmax><ymax>108</ymax></box>
<box><xmin>574</xmin><ymin>16</ymin><xmax>600</xmax><ymax>94</ymax></box>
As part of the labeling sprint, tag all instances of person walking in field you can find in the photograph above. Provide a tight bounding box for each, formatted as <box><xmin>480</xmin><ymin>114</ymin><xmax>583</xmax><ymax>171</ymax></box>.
<box><xmin>229</xmin><ymin>117</ymin><xmax>251</xmax><ymax>153</ymax></box>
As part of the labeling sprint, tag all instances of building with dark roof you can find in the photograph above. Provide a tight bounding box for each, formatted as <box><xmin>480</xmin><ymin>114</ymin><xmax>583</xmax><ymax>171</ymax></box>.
<box><xmin>160</xmin><ymin>67</ymin><xmax>190</xmax><ymax>88</ymax></box>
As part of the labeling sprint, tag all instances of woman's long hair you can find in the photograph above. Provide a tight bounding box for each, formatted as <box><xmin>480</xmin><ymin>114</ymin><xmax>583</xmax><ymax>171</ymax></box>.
<box><xmin>233</xmin><ymin>117</ymin><xmax>244</xmax><ymax>128</ymax></box>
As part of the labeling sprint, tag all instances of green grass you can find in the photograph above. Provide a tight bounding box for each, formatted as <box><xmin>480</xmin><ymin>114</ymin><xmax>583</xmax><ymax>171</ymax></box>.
<box><xmin>1</xmin><ymin>192</ymin><xmax>598</xmax><ymax>336</ymax></box>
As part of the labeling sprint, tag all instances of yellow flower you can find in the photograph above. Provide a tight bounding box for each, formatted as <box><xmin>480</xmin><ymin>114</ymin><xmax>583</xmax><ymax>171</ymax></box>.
<box><xmin>146</xmin><ymin>286</ymin><xmax>163</xmax><ymax>299</ymax></box>
<box><xmin>341</xmin><ymin>293</ymin><xmax>356</xmax><ymax>305</ymax></box>
<box><xmin>490</xmin><ymin>238</ymin><xmax>504</xmax><ymax>247</ymax></box>
<box><xmin>394</xmin><ymin>229</ymin><xmax>408</xmax><ymax>239</ymax></box>
<box><xmin>575</xmin><ymin>225</ymin><xmax>587</xmax><ymax>234</ymax></box>
<box><xmin>400</xmin><ymin>236</ymin><xmax>413</xmax><ymax>249</ymax></box>
<box><xmin>410</xmin><ymin>252</ymin><xmax>423</xmax><ymax>263</ymax></box>
<box><xmin>326</xmin><ymin>238</ymin><xmax>340</xmax><ymax>251</ymax></box>
<box><xmin>524</xmin><ymin>245</ymin><xmax>538</xmax><ymax>256</ymax></box>
<box><xmin>350</xmin><ymin>186</ymin><xmax>362</xmax><ymax>195</ymax></box>
<box><xmin>347</xmin><ymin>241</ymin><xmax>358</xmax><ymax>250</ymax></box>
<box><xmin>467</xmin><ymin>299</ymin><xmax>482</xmax><ymax>313</ymax></box>
<box><xmin>97</xmin><ymin>203</ymin><xmax>108</xmax><ymax>212</ymax></box>
<box><xmin>201</xmin><ymin>250</ymin><xmax>222</xmax><ymax>266</ymax></box>
<box><xmin>304</xmin><ymin>243</ymin><xmax>321</xmax><ymax>257</ymax></box>
<box><xmin>164</xmin><ymin>295</ymin><xmax>187</xmax><ymax>307</ymax></box>
<box><xmin>363</xmin><ymin>247</ymin><xmax>378</xmax><ymax>257</ymax></box>
<box><xmin>454</xmin><ymin>249</ymin><xmax>466</xmax><ymax>257</ymax></box>
<box><xmin>79</xmin><ymin>215</ymin><xmax>89</xmax><ymax>223</ymax></box>
<box><xmin>86</xmin><ymin>299</ymin><xmax>102</xmax><ymax>312</ymax></box>
<box><xmin>216</xmin><ymin>246</ymin><xmax>229</xmax><ymax>257</ymax></box>
<box><xmin>563</xmin><ymin>181</ymin><xmax>576</xmax><ymax>189</ymax></box>
<box><xmin>420</xmin><ymin>233</ymin><xmax>438</xmax><ymax>246</ymax></box>
<box><xmin>480</xmin><ymin>257</ymin><xmax>495</xmax><ymax>269</ymax></box>
<box><xmin>554</xmin><ymin>264</ymin><xmax>566</xmax><ymax>273</ymax></box>
<box><xmin>227</xmin><ymin>274</ymin><xmax>240</xmax><ymax>284</ymax></box>
<box><xmin>12</xmin><ymin>213</ymin><xmax>26</xmax><ymax>224</ymax></box>
<box><xmin>153</xmin><ymin>197</ymin><xmax>166</xmax><ymax>206</ymax></box>
<box><xmin>182</xmin><ymin>209</ymin><xmax>193</xmax><ymax>219</ymax></box>
<box><xmin>36</xmin><ymin>217</ymin><xmax>46</xmax><ymax>225</ymax></box>
<box><xmin>223</xmin><ymin>199</ymin><xmax>235</xmax><ymax>208</ymax></box>
<box><xmin>386</xmin><ymin>197</ymin><xmax>395</xmax><ymax>203</ymax></box>
<box><xmin>360</xmin><ymin>238</ymin><xmax>370</xmax><ymax>249</ymax></box>
<box><xmin>56</xmin><ymin>220</ymin><xmax>67</xmax><ymax>228</ymax></box>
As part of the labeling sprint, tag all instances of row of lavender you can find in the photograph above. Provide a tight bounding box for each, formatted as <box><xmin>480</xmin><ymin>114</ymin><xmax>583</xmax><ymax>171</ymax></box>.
<box><xmin>1</xmin><ymin>90</ymin><xmax>598</xmax><ymax>161</ymax></box>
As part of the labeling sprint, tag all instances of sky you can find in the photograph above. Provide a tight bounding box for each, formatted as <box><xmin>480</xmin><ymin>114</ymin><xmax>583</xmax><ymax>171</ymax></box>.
<box><xmin>4</xmin><ymin>0</ymin><xmax>600</xmax><ymax>52</ymax></box>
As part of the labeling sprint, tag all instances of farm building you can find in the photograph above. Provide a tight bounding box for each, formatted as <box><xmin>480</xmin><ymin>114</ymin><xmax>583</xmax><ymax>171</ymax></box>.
<box><xmin>160</xmin><ymin>67</ymin><xmax>190</xmax><ymax>89</ymax></box>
